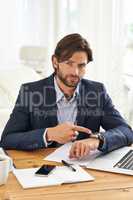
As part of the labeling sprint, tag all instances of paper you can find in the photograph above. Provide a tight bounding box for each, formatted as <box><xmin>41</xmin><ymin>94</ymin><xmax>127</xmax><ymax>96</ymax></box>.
<box><xmin>13</xmin><ymin>165</ymin><xmax>94</xmax><ymax>189</ymax></box>
<box><xmin>54</xmin><ymin>165</ymin><xmax>94</xmax><ymax>183</ymax></box>
<box><xmin>44</xmin><ymin>142</ymin><xmax>101</xmax><ymax>167</ymax></box>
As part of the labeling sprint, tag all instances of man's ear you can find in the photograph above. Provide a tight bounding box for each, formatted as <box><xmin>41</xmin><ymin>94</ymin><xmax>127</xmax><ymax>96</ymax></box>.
<box><xmin>52</xmin><ymin>55</ymin><xmax>58</xmax><ymax>69</ymax></box>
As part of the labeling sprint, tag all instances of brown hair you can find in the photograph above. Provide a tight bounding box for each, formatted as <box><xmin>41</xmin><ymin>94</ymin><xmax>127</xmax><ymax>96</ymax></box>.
<box><xmin>53</xmin><ymin>33</ymin><xmax>93</xmax><ymax>63</ymax></box>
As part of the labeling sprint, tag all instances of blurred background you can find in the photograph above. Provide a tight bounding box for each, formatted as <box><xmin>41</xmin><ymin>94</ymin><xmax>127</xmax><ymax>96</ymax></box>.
<box><xmin>0</xmin><ymin>0</ymin><xmax>133</xmax><ymax>133</ymax></box>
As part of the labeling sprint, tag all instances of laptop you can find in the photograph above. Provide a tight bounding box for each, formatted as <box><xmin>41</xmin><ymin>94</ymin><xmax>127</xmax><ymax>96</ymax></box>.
<box><xmin>86</xmin><ymin>146</ymin><xmax>133</xmax><ymax>176</ymax></box>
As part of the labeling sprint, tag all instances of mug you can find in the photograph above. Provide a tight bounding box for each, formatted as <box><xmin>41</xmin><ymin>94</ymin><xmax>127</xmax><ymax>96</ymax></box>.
<box><xmin>0</xmin><ymin>155</ymin><xmax>12</xmax><ymax>186</ymax></box>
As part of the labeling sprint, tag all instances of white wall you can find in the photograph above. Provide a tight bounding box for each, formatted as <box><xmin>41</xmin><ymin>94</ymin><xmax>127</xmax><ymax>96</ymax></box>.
<box><xmin>76</xmin><ymin>0</ymin><xmax>125</xmax><ymax>115</ymax></box>
<box><xmin>0</xmin><ymin>0</ymin><xmax>128</xmax><ymax>117</ymax></box>
<box><xmin>0</xmin><ymin>0</ymin><xmax>53</xmax><ymax>72</ymax></box>
<box><xmin>0</xmin><ymin>0</ymin><xmax>19</xmax><ymax>68</ymax></box>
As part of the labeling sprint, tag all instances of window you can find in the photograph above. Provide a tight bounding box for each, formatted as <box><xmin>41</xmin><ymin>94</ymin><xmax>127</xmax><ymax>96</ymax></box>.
<box><xmin>123</xmin><ymin>0</ymin><xmax>133</xmax><ymax>76</ymax></box>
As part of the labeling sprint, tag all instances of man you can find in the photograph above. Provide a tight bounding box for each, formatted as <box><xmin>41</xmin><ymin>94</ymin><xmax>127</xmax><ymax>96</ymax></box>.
<box><xmin>0</xmin><ymin>33</ymin><xmax>133</xmax><ymax>159</ymax></box>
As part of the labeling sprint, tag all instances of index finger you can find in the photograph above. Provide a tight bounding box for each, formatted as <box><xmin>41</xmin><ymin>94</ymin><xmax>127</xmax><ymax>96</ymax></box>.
<box><xmin>73</xmin><ymin>125</ymin><xmax>92</xmax><ymax>134</ymax></box>
<box><xmin>69</xmin><ymin>142</ymin><xmax>76</xmax><ymax>159</ymax></box>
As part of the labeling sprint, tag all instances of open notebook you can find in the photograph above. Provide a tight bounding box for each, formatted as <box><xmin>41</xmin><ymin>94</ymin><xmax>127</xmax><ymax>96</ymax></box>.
<box><xmin>13</xmin><ymin>165</ymin><xmax>94</xmax><ymax>189</ymax></box>
<box><xmin>44</xmin><ymin>142</ymin><xmax>133</xmax><ymax>176</ymax></box>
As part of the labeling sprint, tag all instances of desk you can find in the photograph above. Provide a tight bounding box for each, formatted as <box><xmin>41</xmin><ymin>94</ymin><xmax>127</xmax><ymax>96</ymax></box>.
<box><xmin>0</xmin><ymin>148</ymin><xmax>133</xmax><ymax>200</ymax></box>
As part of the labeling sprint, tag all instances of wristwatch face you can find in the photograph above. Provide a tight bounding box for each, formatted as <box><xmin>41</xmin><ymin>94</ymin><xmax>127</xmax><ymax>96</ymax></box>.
<box><xmin>89</xmin><ymin>132</ymin><xmax>100</xmax><ymax>139</ymax></box>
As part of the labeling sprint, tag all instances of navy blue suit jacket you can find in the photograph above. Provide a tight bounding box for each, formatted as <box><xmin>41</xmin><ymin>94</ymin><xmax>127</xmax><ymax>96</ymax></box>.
<box><xmin>0</xmin><ymin>74</ymin><xmax>133</xmax><ymax>152</ymax></box>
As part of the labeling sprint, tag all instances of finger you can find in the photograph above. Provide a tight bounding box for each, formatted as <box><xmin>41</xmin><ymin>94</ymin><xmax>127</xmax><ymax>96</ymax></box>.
<box><xmin>71</xmin><ymin>135</ymin><xmax>77</xmax><ymax>142</ymax></box>
<box><xmin>71</xmin><ymin>131</ymin><xmax>79</xmax><ymax>142</ymax></box>
<box><xmin>69</xmin><ymin>143</ymin><xmax>76</xmax><ymax>158</ymax></box>
<box><xmin>80</xmin><ymin>143</ymin><xmax>86</xmax><ymax>158</ymax></box>
<box><xmin>74</xmin><ymin>131</ymin><xmax>79</xmax><ymax>137</ymax></box>
<box><xmin>84</xmin><ymin>145</ymin><xmax>90</xmax><ymax>157</ymax></box>
<box><xmin>73</xmin><ymin>125</ymin><xmax>92</xmax><ymax>134</ymax></box>
<box><xmin>71</xmin><ymin>130</ymin><xmax>79</xmax><ymax>137</ymax></box>
<box><xmin>75</xmin><ymin>142</ymin><xmax>81</xmax><ymax>158</ymax></box>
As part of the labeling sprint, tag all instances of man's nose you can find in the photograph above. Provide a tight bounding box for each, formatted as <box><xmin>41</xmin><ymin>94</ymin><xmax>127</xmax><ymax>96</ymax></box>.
<box><xmin>71</xmin><ymin>64</ymin><xmax>79</xmax><ymax>75</ymax></box>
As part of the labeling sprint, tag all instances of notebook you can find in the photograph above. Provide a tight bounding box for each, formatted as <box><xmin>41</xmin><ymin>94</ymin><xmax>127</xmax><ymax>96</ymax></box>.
<box><xmin>13</xmin><ymin>165</ymin><xmax>94</xmax><ymax>189</ymax></box>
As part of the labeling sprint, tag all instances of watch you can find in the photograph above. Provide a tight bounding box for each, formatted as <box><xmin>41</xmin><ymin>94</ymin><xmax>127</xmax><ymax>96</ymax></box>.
<box><xmin>97</xmin><ymin>132</ymin><xmax>105</xmax><ymax>149</ymax></box>
<box><xmin>89</xmin><ymin>132</ymin><xmax>105</xmax><ymax>149</ymax></box>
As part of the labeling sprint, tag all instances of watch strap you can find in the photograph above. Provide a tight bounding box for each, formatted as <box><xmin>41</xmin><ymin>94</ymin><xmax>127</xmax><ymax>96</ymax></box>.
<box><xmin>97</xmin><ymin>133</ymin><xmax>105</xmax><ymax>149</ymax></box>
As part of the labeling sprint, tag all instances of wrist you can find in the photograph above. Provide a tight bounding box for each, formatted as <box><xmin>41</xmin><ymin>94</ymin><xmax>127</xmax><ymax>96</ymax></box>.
<box><xmin>46</xmin><ymin>128</ymin><xmax>55</xmax><ymax>142</ymax></box>
<box><xmin>89</xmin><ymin>132</ymin><xmax>105</xmax><ymax>149</ymax></box>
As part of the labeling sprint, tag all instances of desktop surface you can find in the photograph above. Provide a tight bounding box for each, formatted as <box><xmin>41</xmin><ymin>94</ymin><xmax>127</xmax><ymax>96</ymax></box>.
<box><xmin>0</xmin><ymin>148</ymin><xmax>133</xmax><ymax>200</ymax></box>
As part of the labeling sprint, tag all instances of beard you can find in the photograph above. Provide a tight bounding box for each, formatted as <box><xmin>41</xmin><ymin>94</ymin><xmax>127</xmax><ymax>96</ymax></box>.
<box><xmin>56</xmin><ymin>67</ymin><xmax>80</xmax><ymax>88</ymax></box>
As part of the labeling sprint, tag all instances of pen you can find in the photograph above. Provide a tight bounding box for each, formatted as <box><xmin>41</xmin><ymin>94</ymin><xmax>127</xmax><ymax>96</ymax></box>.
<box><xmin>61</xmin><ymin>160</ymin><xmax>76</xmax><ymax>172</ymax></box>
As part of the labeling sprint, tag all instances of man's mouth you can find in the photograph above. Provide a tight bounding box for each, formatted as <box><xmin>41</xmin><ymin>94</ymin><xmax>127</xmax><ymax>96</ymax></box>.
<box><xmin>68</xmin><ymin>76</ymin><xmax>79</xmax><ymax>82</ymax></box>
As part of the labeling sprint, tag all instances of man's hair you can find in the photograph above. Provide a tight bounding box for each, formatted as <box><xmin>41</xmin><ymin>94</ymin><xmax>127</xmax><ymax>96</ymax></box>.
<box><xmin>53</xmin><ymin>33</ymin><xmax>93</xmax><ymax>63</ymax></box>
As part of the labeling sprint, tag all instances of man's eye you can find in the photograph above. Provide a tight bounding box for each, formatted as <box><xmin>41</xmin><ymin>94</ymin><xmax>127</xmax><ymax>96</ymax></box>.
<box><xmin>79</xmin><ymin>64</ymin><xmax>86</xmax><ymax>68</ymax></box>
<box><xmin>66</xmin><ymin>61</ymin><xmax>73</xmax><ymax>66</ymax></box>
<box><xmin>67</xmin><ymin>61</ymin><xmax>73</xmax><ymax>66</ymax></box>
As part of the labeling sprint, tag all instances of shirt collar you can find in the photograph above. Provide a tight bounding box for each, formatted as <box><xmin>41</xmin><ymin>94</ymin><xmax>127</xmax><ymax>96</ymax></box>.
<box><xmin>54</xmin><ymin>77</ymin><xmax>80</xmax><ymax>103</ymax></box>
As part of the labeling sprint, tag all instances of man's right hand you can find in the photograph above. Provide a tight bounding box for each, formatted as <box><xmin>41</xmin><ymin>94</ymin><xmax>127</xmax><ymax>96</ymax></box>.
<box><xmin>46</xmin><ymin>122</ymin><xmax>91</xmax><ymax>144</ymax></box>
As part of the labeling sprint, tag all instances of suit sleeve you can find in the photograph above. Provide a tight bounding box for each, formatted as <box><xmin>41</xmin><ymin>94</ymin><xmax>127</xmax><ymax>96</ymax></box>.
<box><xmin>99</xmin><ymin>84</ymin><xmax>133</xmax><ymax>153</ymax></box>
<box><xmin>0</xmin><ymin>85</ymin><xmax>46</xmax><ymax>150</ymax></box>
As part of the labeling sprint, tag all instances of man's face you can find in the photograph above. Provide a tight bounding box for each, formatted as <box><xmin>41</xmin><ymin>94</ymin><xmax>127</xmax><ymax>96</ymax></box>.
<box><xmin>53</xmin><ymin>51</ymin><xmax>88</xmax><ymax>88</ymax></box>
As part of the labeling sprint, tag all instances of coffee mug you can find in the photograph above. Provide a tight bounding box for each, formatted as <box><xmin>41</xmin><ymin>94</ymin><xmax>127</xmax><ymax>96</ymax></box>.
<box><xmin>0</xmin><ymin>155</ymin><xmax>12</xmax><ymax>186</ymax></box>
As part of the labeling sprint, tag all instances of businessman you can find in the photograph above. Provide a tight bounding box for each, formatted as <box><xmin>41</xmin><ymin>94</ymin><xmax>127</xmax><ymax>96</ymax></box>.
<box><xmin>1</xmin><ymin>33</ymin><xmax>133</xmax><ymax>159</ymax></box>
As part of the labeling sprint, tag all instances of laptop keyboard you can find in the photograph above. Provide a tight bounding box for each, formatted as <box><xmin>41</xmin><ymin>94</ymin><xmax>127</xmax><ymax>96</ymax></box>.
<box><xmin>114</xmin><ymin>150</ymin><xmax>133</xmax><ymax>170</ymax></box>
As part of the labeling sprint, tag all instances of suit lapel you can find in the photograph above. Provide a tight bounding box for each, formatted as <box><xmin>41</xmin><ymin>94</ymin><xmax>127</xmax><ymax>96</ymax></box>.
<box><xmin>76</xmin><ymin>83</ymin><xmax>86</xmax><ymax>126</ymax></box>
<box><xmin>44</xmin><ymin>74</ymin><xmax>58</xmax><ymax>126</ymax></box>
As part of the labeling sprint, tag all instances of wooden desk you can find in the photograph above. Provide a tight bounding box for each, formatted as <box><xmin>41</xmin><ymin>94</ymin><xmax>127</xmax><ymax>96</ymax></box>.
<box><xmin>0</xmin><ymin>148</ymin><xmax>133</xmax><ymax>200</ymax></box>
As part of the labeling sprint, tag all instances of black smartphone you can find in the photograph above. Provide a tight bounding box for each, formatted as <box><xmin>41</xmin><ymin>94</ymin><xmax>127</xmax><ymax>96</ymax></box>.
<box><xmin>35</xmin><ymin>165</ymin><xmax>56</xmax><ymax>176</ymax></box>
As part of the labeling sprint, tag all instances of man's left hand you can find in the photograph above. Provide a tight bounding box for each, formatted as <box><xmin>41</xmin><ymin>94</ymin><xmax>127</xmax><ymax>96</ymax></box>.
<box><xmin>69</xmin><ymin>138</ymin><xmax>100</xmax><ymax>159</ymax></box>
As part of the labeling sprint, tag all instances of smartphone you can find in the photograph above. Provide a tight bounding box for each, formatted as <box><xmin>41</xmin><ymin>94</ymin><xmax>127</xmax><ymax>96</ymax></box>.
<box><xmin>35</xmin><ymin>165</ymin><xmax>56</xmax><ymax>176</ymax></box>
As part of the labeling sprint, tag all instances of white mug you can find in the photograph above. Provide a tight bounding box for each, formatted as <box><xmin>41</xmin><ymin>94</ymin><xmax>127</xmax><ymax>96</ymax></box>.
<box><xmin>0</xmin><ymin>155</ymin><xmax>12</xmax><ymax>186</ymax></box>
